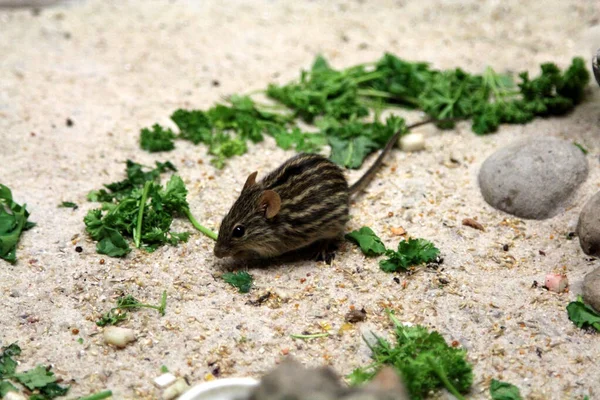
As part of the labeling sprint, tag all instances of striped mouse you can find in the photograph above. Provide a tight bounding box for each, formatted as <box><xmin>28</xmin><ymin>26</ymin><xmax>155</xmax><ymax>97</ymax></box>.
<box><xmin>213</xmin><ymin>120</ymin><xmax>433</xmax><ymax>263</ymax></box>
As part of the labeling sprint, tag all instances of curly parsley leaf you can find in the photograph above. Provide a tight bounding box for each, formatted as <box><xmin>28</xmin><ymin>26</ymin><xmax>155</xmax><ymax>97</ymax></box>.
<box><xmin>14</xmin><ymin>365</ymin><xmax>58</xmax><ymax>390</ymax></box>
<box><xmin>490</xmin><ymin>379</ymin><xmax>523</xmax><ymax>400</ymax></box>
<box><xmin>0</xmin><ymin>344</ymin><xmax>70</xmax><ymax>400</ymax></box>
<box><xmin>0</xmin><ymin>380</ymin><xmax>18</xmax><ymax>397</ymax></box>
<box><xmin>349</xmin><ymin>311</ymin><xmax>472</xmax><ymax>400</ymax></box>
<box><xmin>0</xmin><ymin>343</ymin><xmax>21</xmax><ymax>378</ymax></box>
<box><xmin>0</xmin><ymin>184</ymin><xmax>36</xmax><ymax>264</ymax></box>
<box><xmin>379</xmin><ymin>238</ymin><xmax>440</xmax><ymax>272</ymax></box>
<box><xmin>140</xmin><ymin>124</ymin><xmax>176</xmax><ymax>152</ymax></box>
<box><xmin>567</xmin><ymin>295</ymin><xmax>600</xmax><ymax>332</ymax></box>
<box><xmin>345</xmin><ymin>227</ymin><xmax>387</xmax><ymax>256</ymax></box>
<box><xmin>29</xmin><ymin>381</ymin><xmax>70</xmax><ymax>400</ymax></box>
<box><xmin>164</xmin><ymin>96</ymin><xmax>292</xmax><ymax>168</ymax></box>
<box><xmin>96</xmin><ymin>291</ymin><xmax>167</xmax><ymax>326</ymax></box>
<box><xmin>325</xmin><ymin>115</ymin><xmax>405</xmax><ymax>168</ymax></box>
<box><xmin>223</xmin><ymin>271</ymin><xmax>253</xmax><ymax>293</ymax></box>
<box><xmin>266</xmin><ymin>54</ymin><xmax>370</xmax><ymax>123</ymax></box>
<box><xmin>87</xmin><ymin>160</ymin><xmax>176</xmax><ymax>203</ymax></box>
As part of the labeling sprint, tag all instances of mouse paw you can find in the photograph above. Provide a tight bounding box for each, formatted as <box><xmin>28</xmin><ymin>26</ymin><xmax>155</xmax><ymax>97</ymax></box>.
<box><xmin>314</xmin><ymin>240</ymin><xmax>339</xmax><ymax>265</ymax></box>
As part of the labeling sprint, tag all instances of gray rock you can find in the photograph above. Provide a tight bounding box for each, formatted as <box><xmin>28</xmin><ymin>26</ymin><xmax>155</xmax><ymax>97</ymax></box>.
<box><xmin>478</xmin><ymin>137</ymin><xmax>588</xmax><ymax>219</ymax></box>
<box><xmin>577</xmin><ymin>191</ymin><xmax>600</xmax><ymax>257</ymax></box>
<box><xmin>583</xmin><ymin>267</ymin><xmax>600</xmax><ymax>313</ymax></box>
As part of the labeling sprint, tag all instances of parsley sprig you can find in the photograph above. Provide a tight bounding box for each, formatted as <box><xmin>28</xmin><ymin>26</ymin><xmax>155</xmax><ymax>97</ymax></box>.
<box><xmin>349</xmin><ymin>311</ymin><xmax>473</xmax><ymax>399</ymax></box>
<box><xmin>345</xmin><ymin>226</ymin><xmax>439</xmax><ymax>272</ymax></box>
<box><xmin>139</xmin><ymin>54</ymin><xmax>589</xmax><ymax>170</ymax></box>
<box><xmin>96</xmin><ymin>291</ymin><xmax>167</xmax><ymax>327</ymax></box>
<box><xmin>85</xmin><ymin>160</ymin><xmax>216</xmax><ymax>257</ymax></box>
<box><xmin>0</xmin><ymin>343</ymin><xmax>69</xmax><ymax>400</ymax></box>
<box><xmin>0</xmin><ymin>184</ymin><xmax>36</xmax><ymax>264</ymax></box>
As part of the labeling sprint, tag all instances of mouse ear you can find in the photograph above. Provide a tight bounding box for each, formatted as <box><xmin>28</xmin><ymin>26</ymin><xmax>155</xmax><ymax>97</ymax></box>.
<box><xmin>243</xmin><ymin>171</ymin><xmax>258</xmax><ymax>190</ymax></box>
<box><xmin>259</xmin><ymin>190</ymin><xmax>281</xmax><ymax>219</ymax></box>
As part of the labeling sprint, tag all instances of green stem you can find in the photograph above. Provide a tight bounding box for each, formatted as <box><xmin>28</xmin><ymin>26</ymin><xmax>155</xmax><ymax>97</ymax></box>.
<box><xmin>357</xmin><ymin>89</ymin><xmax>421</xmax><ymax>107</ymax></box>
<box><xmin>78</xmin><ymin>390</ymin><xmax>113</xmax><ymax>400</ymax></box>
<box><xmin>426</xmin><ymin>356</ymin><xmax>466</xmax><ymax>400</ymax></box>
<box><xmin>352</xmin><ymin>70</ymin><xmax>388</xmax><ymax>84</ymax></box>
<box><xmin>290</xmin><ymin>333</ymin><xmax>330</xmax><ymax>339</ymax></box>
<box><xmin>134</xmin><ymin>181</ymin><xmax>151</xmax><ymax>248</ymax></box>
<box><xmin>184</xmin><ymin>208</ymin><xmax>218</xmax><ymax>241</ymax></box>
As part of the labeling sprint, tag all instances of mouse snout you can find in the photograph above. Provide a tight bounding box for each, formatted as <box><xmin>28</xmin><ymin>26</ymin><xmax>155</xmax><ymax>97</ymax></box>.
<box><xmin>213</xmin><ymin>244</ymin><xmax>228</xmax><ymax>258</ymax></box>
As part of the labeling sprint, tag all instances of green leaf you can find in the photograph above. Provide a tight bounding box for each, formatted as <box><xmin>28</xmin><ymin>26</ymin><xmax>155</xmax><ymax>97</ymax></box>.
<box><xmin>0</xmin><ymin>380</ymin><xmax>18</xmax><ymax>397</ymax></box>
<box><xmin>328</xmin><ymin>136</ymin><xmax>379</xmax><ymax>169</ymax></box>
<box><xmin>573</xmin><ymin>142</ymin><xmax>588</xmax><ymax>155</ymax></box>
<box><xmin>58</xmin><ymin>201</ymin><xmax>78</xmax><ymax>209</ymax></box>
<box><xmin>223</xmin><ymin>271</ymin><xmax>253</xmax><ymax>293</ymax></box>
<box><xmin>379</xmin><ymin>238</ymin><xmax>440</xmax><ymax>273</ymax></box>
<box><xmin>140</xmin><ymin>124</ymin><xmax>176</xmax><ymax>152</ymax></box>
<box><xmin>160</xmin><ymin>365</ymin><xmax>169</xmax><ymax>373</ymax></box>
<box><xmin>14</xmin><ymin>365</ymin><xmax>56</xmax><ymax>390</ymax></box>
<box><xmin>29</xmin><ymin>381</ymin><xmax>70</xmax><ymax>400</ymax></box>
<box><xmin>171</xmin><ymin>109</ymin><xmax>213</xmax><ymax>144</ymax></box>
<box><xmin>567</xmin><ymin>296</ymin><xmax>600</xmax><ymax>331</ymax></box>
<box><xmin>0</xmin><ymin>184</ymin><xmax>35</xmax><ymax>264</ymax></box>
<box><xmin>345</xmin><ymin>227</ymin><xmax>386</xmax><ymax>256</ymax></box>
<box><xmin>490</xmin><ymin>379</ymin><xmax>522</xmax><ymax>400</ymax></box>
<box><xmin>96</xmin><ymin>228</ymin><xmax>131</xmax><ymax>257</ymax></box>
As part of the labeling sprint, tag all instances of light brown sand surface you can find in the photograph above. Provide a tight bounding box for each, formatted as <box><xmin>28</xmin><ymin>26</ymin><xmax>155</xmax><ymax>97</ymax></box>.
<box><xmin>1</xmin><ymin>0</ymin><xmax>599</xmax><ymax>398</ymax></box>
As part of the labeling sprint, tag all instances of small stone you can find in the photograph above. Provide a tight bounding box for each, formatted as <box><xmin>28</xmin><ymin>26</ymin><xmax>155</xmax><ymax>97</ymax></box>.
<box><xmin>577</xmin><ymin>191</ymin><xmax>600</xmax><ymax>256</ymax></box>
<box><xmin>162</xmin><ymin>378</ymin><xmax>189</xmax><ymax>400</ymax></box>
<box><xmin>583</xmin><ymin>267</ymin><xmax>600</xmax><ymax>313</ymax></box>
<box><xmin>9</xmin><ymin>289</ymin><xmax>20</xmax><ymax>297</ymax></box>
<box><xmin>154</xmin><ymin>373</ymin><xmax>177</xmax><ymax>388</ymax></box>
<box><xmin>4</xmin><ymin>392</ymin><xmax>27</xmax><ymax>400</ymax></box>
<box><xmin>399</xmin><ymin>132</ymin><xmax>425</xmax><ymax>152</ymax></box>
<box><xmin>103</xmin><ymin>326</ymin><xmax>136</xmax><ymax>348</ymax></box>
<box><xmin>478</xmin><ymin>137</ymin><xmax>588</xmax><ymax>219</ymax></box>
<box><xmin>544</xmin><ymin>273</ymin><xmax>568</xmax><ymax>293</ymax></box>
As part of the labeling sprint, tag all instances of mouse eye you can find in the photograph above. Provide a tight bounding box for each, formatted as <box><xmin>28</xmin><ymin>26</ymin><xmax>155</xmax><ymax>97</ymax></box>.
<box><xmin>232</xmin><ymin>225</ymin><xmax>245</xmax><ymax>238</ymax></box>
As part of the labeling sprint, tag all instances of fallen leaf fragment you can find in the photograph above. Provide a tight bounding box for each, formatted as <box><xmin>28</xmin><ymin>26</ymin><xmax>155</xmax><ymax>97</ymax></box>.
<box><xmin>462</xmin><ymin>218</ymin><xmax>485</xmax><ymax>231</ymax></box>
<box><xmin>345</xmin><ymin>308</ymin><xmax>367</xmax><ymax>323</ymax></box>
<box><xmin>390</xmin><ymin>226</ymin><xmax>406</xmax><ymax>236</ymax></box>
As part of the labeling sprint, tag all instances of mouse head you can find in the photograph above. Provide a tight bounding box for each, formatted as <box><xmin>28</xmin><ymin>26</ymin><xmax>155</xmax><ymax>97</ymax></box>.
<box><xmin>214</xmin><ymin>171</ymin><xmax>282</xmax><ymax>259</ymax></box>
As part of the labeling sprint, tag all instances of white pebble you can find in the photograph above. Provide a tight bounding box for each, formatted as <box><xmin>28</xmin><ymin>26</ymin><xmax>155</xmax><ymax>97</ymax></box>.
<box><xmin>400</xmin><ymin>132</ymin><xmax>425</xmax><ymax>152</ymax></box>
<box><xmin>544</xmin><ymin>273</ymin><xmax>569</xmax><ymax>293</ymax></box>
<box><xmin>154</xmin><ymin>373</ymin><xmax>177</xmax><ymax>388</ymax></box>
<box><xmin>162</xmin><ymin>378</ymin><xmax>190</xmax><ymax>400</ymax></box>
<box><xmin>4</xmin><ymin>392</ymin><xmax>27</xmax><ymax>400</ymax></box>
<box><xmin>103</xmin><ymin>326</ymin><xmax>136</xmax><ymax>348</ymax></box>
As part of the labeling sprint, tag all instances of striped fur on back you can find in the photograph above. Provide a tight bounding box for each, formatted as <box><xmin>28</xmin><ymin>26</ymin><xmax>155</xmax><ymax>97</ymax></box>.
<box><xmin>214</xmin><ymin>154</ymin><xmax>349</xmax><ymax>259</ymax></box>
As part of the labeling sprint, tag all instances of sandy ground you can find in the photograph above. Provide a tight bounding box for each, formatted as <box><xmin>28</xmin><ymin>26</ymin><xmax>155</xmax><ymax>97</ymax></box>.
<box><xmin>1</xmin><ymin>0</ymin><xmax>600</xmax><ymax>399</ymax></box>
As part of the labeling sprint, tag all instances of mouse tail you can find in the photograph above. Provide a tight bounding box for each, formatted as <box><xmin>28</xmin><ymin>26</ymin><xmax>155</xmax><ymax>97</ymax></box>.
<box><xmin>348</xmin><ymin>118</ymin><xmax>436</xmax><ymax>196</ymax></box>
